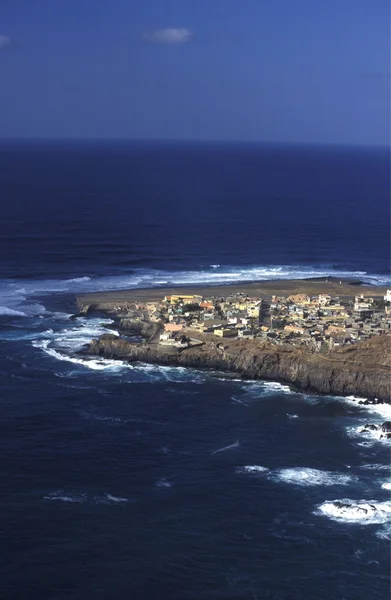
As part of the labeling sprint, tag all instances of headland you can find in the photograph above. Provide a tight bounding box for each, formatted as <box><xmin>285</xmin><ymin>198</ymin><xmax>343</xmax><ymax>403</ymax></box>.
<box><xmin>77</xmin><ymin>277</ymin><xmax>391</xmax><ymax>401</ymax></box>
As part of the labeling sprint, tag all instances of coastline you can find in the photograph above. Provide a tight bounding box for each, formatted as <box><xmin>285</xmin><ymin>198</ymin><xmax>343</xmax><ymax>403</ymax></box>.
<box><xmin>75</xmin><ymin>276</ymin><xmax>388</xmax><ymax>309</ymax></box>
<box><xmin>75</xmin><ymin>277</ymin><xmax>391</xmax><ymax>402</ymax></box>
<box><xmin>86</xmin><ymin>332</ymin><xmax>391</xmax><ymax>402</ymax></box>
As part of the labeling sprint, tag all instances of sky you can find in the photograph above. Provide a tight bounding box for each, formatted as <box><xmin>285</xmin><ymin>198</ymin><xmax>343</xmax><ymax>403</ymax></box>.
<box><xmin>0</xmin><ymin>0</ymin><xmax>390</xmax><ymax>144</ymax></box>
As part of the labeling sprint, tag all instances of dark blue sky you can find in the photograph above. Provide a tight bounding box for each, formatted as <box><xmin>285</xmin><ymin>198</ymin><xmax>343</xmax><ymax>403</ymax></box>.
<box><xmin>0</xmin><ymin>0</ymin><xmax>389</xmax><ymax>144</ymax></box>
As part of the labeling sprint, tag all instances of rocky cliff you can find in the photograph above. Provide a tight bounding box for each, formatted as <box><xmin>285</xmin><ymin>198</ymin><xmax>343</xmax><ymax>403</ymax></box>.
<box><xmin>86</xmin><ymin>333</ymin><xmax>391</xmax><ymax>401</ymax></box>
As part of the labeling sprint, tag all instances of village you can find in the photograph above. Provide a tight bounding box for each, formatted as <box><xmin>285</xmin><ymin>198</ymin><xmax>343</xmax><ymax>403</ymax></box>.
<box><xmin>117</xmin><ymin>288</ymin><xmax>391</xmax><ymax>353</ymax></box>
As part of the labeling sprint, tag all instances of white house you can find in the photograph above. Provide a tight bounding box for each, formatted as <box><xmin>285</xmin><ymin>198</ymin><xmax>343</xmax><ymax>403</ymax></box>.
<box><xmin>384</xmin><ymin>290</ymin><xmax>391</xmax><ymax>303</ymax></box>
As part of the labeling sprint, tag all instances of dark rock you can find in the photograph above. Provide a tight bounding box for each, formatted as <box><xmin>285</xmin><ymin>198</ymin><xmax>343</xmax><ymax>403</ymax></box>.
<box><xmin>363</xmin><ymin>423</ymin><xmax>378</xmax><ymax>431</ymax></box>
<box><xmin>84</xmin><ymin>332</ymin><xmax>391</xmax><ymax>402</ymax></box>
<box><xmin>380</xmin><ymin>421</ymin><xmax>391</xmax><ymax>432</ymax></box>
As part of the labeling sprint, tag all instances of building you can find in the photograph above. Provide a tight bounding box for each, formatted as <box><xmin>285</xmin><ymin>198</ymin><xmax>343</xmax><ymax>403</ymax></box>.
<box><xmin>384</xmin><ymin>290</ymin><xmax>391</xmax><ymax>303</ymax></box>
<box><xmin>164</xmin><ymin>323</ymin><xmax>183</xmax><ymax>332</ymax></box>
<box><xmin>353</xmin><ymin>308</ymin><xmax>374</xmax><ymax>321</ymax></box>
<box><xmin>284</xmin><ymin>325</ymin><xmax>306</xmax><ymax>335</ymax></box>
<box><xmin>287</xmin><ymin>294</ymin><xmax>310</xmax><ymax>305</ymax></box>
<box><xmin>164</xmin><ymin>295</ymin><xmax>202</xmax><ymax>304</ymax></box>
<box><xmin>214</xmin><ymin>328</ymin><xmax>238</xmax><ymax>338</ymax></box>
<box><xmin>318</xmin><ymin>294</ymin><xmax>331</xmax><ymax>306</ymax></box>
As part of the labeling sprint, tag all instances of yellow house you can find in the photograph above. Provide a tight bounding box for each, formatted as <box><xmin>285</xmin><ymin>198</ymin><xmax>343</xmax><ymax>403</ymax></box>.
<box><xmin>284</xmin><ymin>325</ymin><xmax>306</xmax><ymax>335</ymax></box>
<box><xmin>214</xmin><ymin>328</ymin><xmax>238</xmax><ymax>338</ymax></box>
<box><xmin>287</xmin><ymin>294</ymin><xmax>310</xmax><ymax>305</ymax></box>
<box><xmin>164</xmin><ymin>295</ymin><xmax>202</xmax><ymax>304</ymax></box>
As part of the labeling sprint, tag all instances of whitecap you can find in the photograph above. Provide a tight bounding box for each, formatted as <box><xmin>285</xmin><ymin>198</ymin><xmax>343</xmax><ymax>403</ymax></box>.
<box><xmin>44</xmin><ymin>491</ymin><xmax>86</xmax><ymax>503</ymax></box>
<box><xmin>262</xmin><ymin>381</ymin><xmax>293</xmax><ymax>393</ymax></box>
<box><xmin>103</xmin><ymin>494</ymin><xmax>128</xmax><ymax>503</ymax></box>
<box><xmin>315</xmin><ymin>498</ymin><xmax>391</xmax><ymax>525</ymax></box>
<box><xmin>65</xmin><ymin>276</ymin><xmax>91</xmax><ymax>283</ymax></box>
<box><xmin>342</xmin><ymin>396</ymin><xmax>391</xmax><ymax>420</ymax></box>
<box><xmin>0</xmin><ymin>306</ymin><xmax>27</xmax><ymax>317</ymax></box>
<box><xmin>287</xmin><ymin>413</ymin><xmax>299</xmax><ymax>419</ymax></box>
<box><xmin>231</xmin><ymin>396</ymin><xmax>247</xmax><ymax>405</ymax></box>
<box><xmin>155</xmin><ymin>479</ymin><xmax>173</xmax><ymax>489</ymax></box>
<box><xmin>234</xmin><ymin>380</ymin><xmax>294</xmax><ymax>403</ymax></box>
<box><xmin>381</xmin><ymin>482</ymin><xmax>391</xmax><ymax>490</ymax></box>
<box><xmin>360</xmin><ymin>463</ymin><xmax>391</xmax><ymax>472</ymax></box>
<box><xmin>212</xmin><ymin>440</ymin><xmax>240</xmax><ymax>455</ymax></box>
<box><xmin>346</xmin><ymin>423</ymin><xmax>391</xmax><ymax>447</ymax></box>
<box><xmin>269</xmin><ymin>467</ymin><xmax>355</xmax><ymax>487</ymax></box>
<box><xmin>0</xmin><ymin>264</ymin><xmax>387</xmax><ymax>321</ymax></box>
<box><xmin>32</xmin><ymin>339</ymin><xmax>132</xmax><ymax>371</ymax></box>
<box><xmin>236</xmin><ymin>465</ymin><xmax>269</xmax><ymax>474</ymax></box>
<box><xmin>44</xmin><ymin>490</ymin><xmax>129</xmax><ymax>504</ymax></box>
<box><xmin>376</xmin><ymin>524</ymin><xmax>391</xmax><ymax>540</ymax></box>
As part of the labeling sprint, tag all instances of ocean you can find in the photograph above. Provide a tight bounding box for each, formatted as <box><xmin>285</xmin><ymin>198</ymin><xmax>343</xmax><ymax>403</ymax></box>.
<box><xmin>0</xmin><ymin>141</ymin><xmax>390</xmax><ymax>600</ymax></box>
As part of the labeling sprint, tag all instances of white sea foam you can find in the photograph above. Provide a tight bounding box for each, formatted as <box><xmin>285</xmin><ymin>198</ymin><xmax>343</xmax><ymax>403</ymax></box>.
<box><xmin>376</xmin><ymin>524</ymin><xmax>391</xmax><ymax>540</ymax></box>
<box><xmin>360</xmin><ymin>463</ymin><xmax>391</xmax><ymax>472</ymax></box>
<box><xmin>155</xmin><ymin>478</ymin><xmax>173</xmax><ymax>489</ymax></box>
<box><xmin>269</xmin><ymin>467</ymin><xmax>355</xmax><ymax>487</ymax></box>
<box><xmin>233</xmin><ymin>380</ymin><xmax>294</xmax><ymax>403</ymax></box>
<box><xmin>236</xmin><ymin>465</ymin><xmax>269</xmax><ymax>474</ymax></box>
<box><xmin>287</xmin><ymin>413</ymin><xmax>299</xmax><ymax>419</ymax></box>
<box><xmin>212</xmin><ymin>440</ymin><xmax>240</xmax><ymax>455</ymax></box>
<box><xmin>0</xmin><ymin>306</ymin><xmax>27</xmax><ymax>317</ymax></box>
<box><xmin>231</xmin><ymin>396</ymin><xmax>247</xmax><ymax>405</ymax></box>
<box><xmin>262</xmin><ymin>381</ymin><xmax>293</xmax><ymax>393</ymax></box>
<box><xmin>66</xmin><ymin>276</ymin><xmax>91</xmax><ymax>283</ymax></box>
<box><xmin>346</xmin><ymin>423</ymin><xmax>391</xmax><ymax>447</ymax></box>
<box><xmin>44</xmin><ymin>491</ymin><xmax>86</xmax><ymax>503</ymax></box>
<box><xmin>103</xmin><ymin>494</ymin><xmax>128</xmax><ymax>503</ymax></box>
<box><xmin>315</xmin><ymin>498</ymin><xmax>391</xmax><ymax>525</ymax></box>
<box><xmin>33</xmin><ymin>339</ymin><xmax>132</xmax><ymax>371</ymax></box>
<box><xmin>341</xmin><ymin>396</ymin><xmax>391</xmax><ymax>420</ymax></box>
<box><xmin>51</xmin><ymin>319</ymin><xmax>119</xmax><ymax>352</ymax></box>
<box><xmin>44</xmin><ymin>490</ymin><xmax>129</xmax><ymax>504</ymax></box>
<box><xmin>381</xmin><ymin>482</ymin><xmax>391</xmax><ymax>490</ymax></box>
<box><xmin>0</xmin><ymin>265</ymin><xmax>387</xmax><ymax>319</ymax></box>
<box><xmin>134</xmin><ymin>362</ymin><xmax>206</xmax><ymax>383</ymax></box>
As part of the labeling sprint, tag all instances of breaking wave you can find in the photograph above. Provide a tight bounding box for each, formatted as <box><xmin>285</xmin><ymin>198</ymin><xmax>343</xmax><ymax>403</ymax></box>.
<box><xmin>232</xmin><ymin>380</ymin><xmax>294</xmax><ymax>404</ymax></box>
<box><xmin>32</xmin><ymin>339</ymin><xmax>132</xmax><ymax>371</ymax></box>
<box><xmin>315</xmin><ymin>498</ymin><xmax>391</xmax><ymax>525</ymax></box>
<box><xmin>360</xmin><ymin>464</ymin><xmax>391</xmax><ymax>472</ymax></box>
<box><xmin>44</xmin><ymin>490</ymin><xmax>129</xmax><ymax>504</ymax></box>
<box><xmin>155</xmin><ymin>479</ymin><xmax>173</xmax><ymax>489</ymax></box>
<box><xmin>342</xmin><ymin>396</ymin><xmax>391</xmax><ymax>420</ymax></box>
<box><xmin>0</xmin><ymin>306</ymin><xmax>27</xmax><ymax>317</ymax></box>
<box><xmin>212</xmin><ymin>440</ymin><xmax>240</xmax><ymax>455</ymax></box>
<box><xmin>237</xmin><ymin>465</ymin><xmax>356</xmax><ymax>487</ymax></box>
<box><xmin>269</xmin><ymin>467</ymin><xmax>356</xmax><ymax>487</ymax></box>
<box><xmin>236</xmin><ymin>465</ymin><xmax>269</xmax><ymax>475</ymax></box>
<box><xmin>0</xmin><ymin>263</ymin><xmax>388</xmax><ymax>316</ymax></box>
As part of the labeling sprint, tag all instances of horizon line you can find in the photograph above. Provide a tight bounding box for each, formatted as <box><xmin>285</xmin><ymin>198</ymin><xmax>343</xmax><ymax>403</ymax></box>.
<box><xmin>0</xmin><ymin>137</ymin><xmax>389</xmax><ymax>150</ymax></box>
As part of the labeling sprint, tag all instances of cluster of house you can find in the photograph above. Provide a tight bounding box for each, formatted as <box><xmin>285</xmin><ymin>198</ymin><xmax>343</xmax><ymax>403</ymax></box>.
<box><xmin>266</xmin><ymin>291</ymin><xmax>391</xmax><ymax>350</ymax></box>
<box><xmin>131</xmin><ymin>289</ymin><xmax>391</xmax><ymax>351</ymax></box>
<box><xmin>155</xmin><ymin>294</ymin><xmax>262</xmax><ymax>347</ymax></box>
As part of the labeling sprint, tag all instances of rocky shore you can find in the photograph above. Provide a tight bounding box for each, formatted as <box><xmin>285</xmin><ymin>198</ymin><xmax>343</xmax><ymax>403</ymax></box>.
<box><xmin>85</xmin><ymin>330</ymin><xmax>391</xmax><ymax>401</ymax></box>
<box><xmin>77</xmin><ymin>278</ymin><xmax>391</xmax><ymax>401</ymax></box>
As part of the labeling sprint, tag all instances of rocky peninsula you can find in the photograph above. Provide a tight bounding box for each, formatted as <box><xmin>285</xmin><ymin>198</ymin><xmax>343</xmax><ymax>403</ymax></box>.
<box><xmin>86</xmin><ymin>332</ymin><xmax>390</xmax><ymax>401</ymax></box>
<box><xmin>78</xmin><ymin>278</ymin><xmax>391</xmax><ymax>402</ymax></box>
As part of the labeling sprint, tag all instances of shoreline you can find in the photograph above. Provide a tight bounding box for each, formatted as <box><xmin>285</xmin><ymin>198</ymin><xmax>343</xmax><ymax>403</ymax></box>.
<box><xmin>72</xmin><ymin>275</ymin><xmax>391</xmax><ymax>402</ymax></box>
<box><xmin>86</xmin><ymin>332</ymin><xmax>391</xmax><ymax>402</ymax></box>
<box><xmin>75</xmin><ymin>276</ymin><xmax>389</xmax><ymax>308</ymax></box>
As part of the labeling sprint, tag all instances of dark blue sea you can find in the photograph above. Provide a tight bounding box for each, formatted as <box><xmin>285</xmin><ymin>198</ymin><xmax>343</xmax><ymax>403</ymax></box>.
<box><xmin>0</xmin><ymin>142</ymin><xmax>390</xmax><ymax>600</ymax></box>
